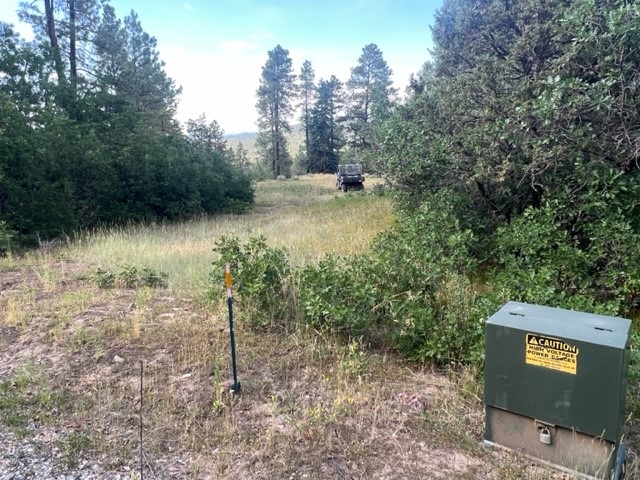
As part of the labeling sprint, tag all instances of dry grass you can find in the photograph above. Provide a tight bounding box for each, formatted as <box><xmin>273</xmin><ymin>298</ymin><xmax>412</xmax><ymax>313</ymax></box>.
<box><xmin>0</xmin><ymin>294</ymin><xmax>30</xmax><ymax>328</ymax></box>
<box><xmin>64</xmin><ymin>175</ymin><xmax>392</xmax><ymax>296</ymax></box>
<box><xmin>0</xmin><ymin>174</ymin><xmax>633</xmax><ymax>479</ymax></box>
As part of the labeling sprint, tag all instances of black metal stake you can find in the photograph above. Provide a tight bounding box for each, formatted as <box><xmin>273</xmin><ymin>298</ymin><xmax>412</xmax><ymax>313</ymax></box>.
<box><xmin>227</xmin><ymin>295</ymin><xmax>240</xmax><ymax>392</ymax></box>
<box><xmin>139</xmin><ymin>360</ymin><xmax>144</xmax><ymax>480</ymax></box>
<box><xmin>225</xmin><ymin>263</ymin><xmax>240</xmax><ymax>393</ymax></box>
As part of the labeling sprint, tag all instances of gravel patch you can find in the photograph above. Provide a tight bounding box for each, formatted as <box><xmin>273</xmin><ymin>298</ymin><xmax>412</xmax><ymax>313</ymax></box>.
<box><xmin>0</xmin><ymin>424</ymin><xmax>132</xmax><ymax>480</ymax></box>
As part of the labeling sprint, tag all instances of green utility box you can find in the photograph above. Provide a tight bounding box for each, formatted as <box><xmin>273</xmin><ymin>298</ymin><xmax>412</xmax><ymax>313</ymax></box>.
<box><xmin>484</xmin><ymin>301</ymin><xmax>630</xmax><ymax>479</ymax></box>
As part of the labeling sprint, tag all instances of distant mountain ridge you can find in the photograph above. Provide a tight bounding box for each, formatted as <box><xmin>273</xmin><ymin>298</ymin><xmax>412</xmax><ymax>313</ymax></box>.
<box><xmin>223</xmin><ymin>123</ymin><xmax>303</xmax><ymax>140</ymax></box>
<box><xmin>225</xmin><ymin>125</ymin><xmax>304</xmax><ymax>163</ymax></box>
<box><xmin>224</xmin><ymin>131</ymin><xmax>257</xmax><ymax>141</ymax></box>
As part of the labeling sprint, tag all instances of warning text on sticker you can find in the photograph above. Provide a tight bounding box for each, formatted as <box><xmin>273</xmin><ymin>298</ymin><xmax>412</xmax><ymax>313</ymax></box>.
<box><xmin>525</xmin><ymin>333</ymin><xmax>579</xmax><ymax>375</ymax></box>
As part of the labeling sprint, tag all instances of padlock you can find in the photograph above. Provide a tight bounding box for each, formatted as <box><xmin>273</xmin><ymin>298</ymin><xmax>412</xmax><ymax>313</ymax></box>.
<box><xmin>539</xmin><ymin>427</ymin><xmax>552</xmax><ymax>445</ymax></box>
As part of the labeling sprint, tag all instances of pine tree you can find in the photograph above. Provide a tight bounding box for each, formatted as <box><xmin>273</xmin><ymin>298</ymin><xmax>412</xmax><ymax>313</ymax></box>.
<box><xmin>346</xmin><ymin>43</ymin><xmax>396</xmax><ymax>155</ymax></box>
<box><xmin>19</xmin><ymin>0</ymin><xmax>104</xmax><ymax>114</ymax></box>
<box><xmin>186</xmin><ymin>114</ymin><xmax>228</xmax><ymax>156</ymax></box>
<box><xmin>255</xmin><ymin>45</ymin><xmax>296</xmax><ymax>178</ymax></box>
<box><xmin>308</xmin><ymin>76</ymin><xmax>345</xmax><ymax>173</ymax></box>
<box><xmin>297</xmin><ymin>60</ymin><xmax>316</xmax><ymax>173</ymax></box>
<box><xmin>120</xmin><ymin>11</ymin><xmax>182</xmax><ymax>132</ymax></box>
<box><xmin>93</xmin><ymin>4</ymin><xmax>127</xmax><ymax>87</ymax></box>
<box><xmin>231</xmin><ymin>142</ymin><xmax>250</xmax><ymax>169</ymax></box>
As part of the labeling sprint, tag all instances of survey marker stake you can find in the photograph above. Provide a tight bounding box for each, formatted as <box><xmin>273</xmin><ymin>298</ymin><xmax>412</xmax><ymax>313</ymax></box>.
<box><xmin>225</xmin><ymin>263</ymin><xmax>241</xmax><ymax>393</ymax></box>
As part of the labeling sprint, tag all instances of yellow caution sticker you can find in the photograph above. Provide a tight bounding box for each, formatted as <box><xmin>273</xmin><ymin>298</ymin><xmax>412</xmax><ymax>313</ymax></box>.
<box><xmin>525</xmin><ymin>333</ymin><xmax>579</xmax><ymax>375</ymax></box>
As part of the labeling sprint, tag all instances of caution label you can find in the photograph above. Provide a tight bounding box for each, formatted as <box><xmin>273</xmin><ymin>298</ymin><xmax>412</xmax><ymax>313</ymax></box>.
<box><xmin>525</xmin><ymin>333</ymin><xmax>579</xmax><ymax>375</ymax></box>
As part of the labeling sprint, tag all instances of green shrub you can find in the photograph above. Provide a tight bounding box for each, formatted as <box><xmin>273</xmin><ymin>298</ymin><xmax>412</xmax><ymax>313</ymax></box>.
<box><xmin>299</xmin><ymin>254</ymin><xmax>380</xmax><ymax>339</ymax></box>
<box><xmin>119</xmin><ymin>264</ymin><xmax>138</xmax><ymax>288</ymax></box>
<box><xmin>299</xmin><ymin>199</ymin><xmax>486</xmax><ymax>364</ymax></box>
<box><xmin>140</xmin><ymin>267</ymin><xmax>168</xmax><ymax>288</ymax></box>
<box><xmin>490</xmin><ymin>190</ymin><xmax>640</xmax><ymax>316</ymax></box>
<box><xmin>208</xmin><ymin>204</ymin><xmax>489</xmax><ymax>366</ymax></box>
<box><xmin>211</xmin><ymin>235</ymin><xmax>294</xmax><ymax>329</ymax></box>
<box><xmin>89</xmin><ymin>268</ymin><xmax>116</xmax><ymax>288</ymax></box>
<box><xmin>392</xmin><ymin>274</ymin><xmax>487</xmax><ymax>365</ymax></box>
<box><xmin>370</xmin><ymin>200</ymin><xmax>484</xmax><ymax>363</ymax></box>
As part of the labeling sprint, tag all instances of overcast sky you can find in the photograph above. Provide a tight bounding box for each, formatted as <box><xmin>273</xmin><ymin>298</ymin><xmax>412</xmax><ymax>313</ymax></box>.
<box><xmin>1</xmin><ymin>0</ymin><xmax>442</xmax><ymax>134</ymax></box>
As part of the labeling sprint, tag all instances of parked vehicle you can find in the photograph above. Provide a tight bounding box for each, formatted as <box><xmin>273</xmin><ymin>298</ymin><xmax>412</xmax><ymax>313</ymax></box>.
<box><xmin>336</xmin><ymin>164</ymin><xmax>365</xmax><ymax>192</ymax></box>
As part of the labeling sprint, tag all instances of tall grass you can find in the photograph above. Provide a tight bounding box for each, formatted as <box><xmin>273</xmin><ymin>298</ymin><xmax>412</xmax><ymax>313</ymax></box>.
<box><xmin>66</xmin><ymin>175</ymin><xmax>393</xmax><ymax>295</ymax></box>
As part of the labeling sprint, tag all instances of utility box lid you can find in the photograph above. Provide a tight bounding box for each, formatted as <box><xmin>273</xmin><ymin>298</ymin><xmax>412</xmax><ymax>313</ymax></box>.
<box><xmin>490</xmin><ymin>301</ymin><xmax>630</xmax><ymax>348</ymax></box>
<box><xmin>485</xmin><ymin>301</ymin><xmax>631</xmax><ymax>442</ymax></box>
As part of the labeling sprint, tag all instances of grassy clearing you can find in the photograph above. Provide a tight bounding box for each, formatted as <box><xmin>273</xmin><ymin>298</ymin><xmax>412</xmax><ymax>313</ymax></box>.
<box><xmin>64</xmin><ymin>175</ymin><xmax>392</xmax><ymax>296</ymax></box>
<box><xmin>0</xmin><ymin>174</ymin><xmax>632</xmax><ymax>479</ymax></box>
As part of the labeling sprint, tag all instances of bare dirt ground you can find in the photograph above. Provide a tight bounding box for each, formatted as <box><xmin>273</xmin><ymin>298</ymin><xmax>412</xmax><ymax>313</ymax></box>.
<box><xmin>0</xmin><ymin>257</ymin><xmax>604</xmax><ymax>479</ymax></box>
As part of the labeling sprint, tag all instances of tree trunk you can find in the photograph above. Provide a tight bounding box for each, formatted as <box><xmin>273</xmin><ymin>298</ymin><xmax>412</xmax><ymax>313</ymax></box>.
<box><xmin>44</xmin><ymin>0</ymin><xmax>66</xmax><ymax>85</ymax></box>
<box><xmin>304</xmin><ymin>100</ymin><xmax>310</xmax><ymax>174</ymax></box>
<box><xmin>274</xmin><ymin>90</ymin><xmax>280</xmax><ymax>177</ymax></box>
<box><xmin>69</xmin><ymin>0</ymin><xmax>77</xmax><ymax>91</ymax></box>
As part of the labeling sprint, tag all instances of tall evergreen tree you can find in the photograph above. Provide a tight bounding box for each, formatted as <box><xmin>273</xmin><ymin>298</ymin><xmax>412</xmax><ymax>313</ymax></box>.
<box><xmin>0</xmin><ymin>22</ymin><xmax>50</xmax><ymax>110</ymax></box>
<box><xmin>346</xmin><ymin>43</ymin><xmax>396</xmax><ymax>155</ymax></box>
<box><xmin>297</xmin><ymin>59</ymin><xmax>316</xmax><ymax>173</ymax></box>
<box><xmin>308</xmin><ymin>76</ymin><xmax>345</xmax><ymax>173</ymax></box>
<box><xmin>19</xmin><ymin>0</ymin><xmax>105</xmax><ymax>115</ymax></box>
<box><xmin>186</xmin><ymin>114</ymin><xmax>228</xmax><ymax>156</ymax></box>
<box><xmin>120</xmin><ymin>11</ymin><xmax>181</xmax><ymax>132</ymax></box>
<box><xmin>230</xmin><ymin>142</ymin><xmax>250</xmax><ymax>169</ymax></box>
<box><xmin>255</xmin><ymin>44</ymin><xmax>296</xmax><ymax>177</ymax></box>
<box><xmin>93</xmin><ymin>4</ymin><xmax>127</xmax><ymax>87</ymax></box>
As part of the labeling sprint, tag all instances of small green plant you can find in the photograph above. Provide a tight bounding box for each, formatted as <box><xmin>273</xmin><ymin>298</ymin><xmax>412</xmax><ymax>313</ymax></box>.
<box><xmin>339</xmin><ymin>340</ymin><xmax>368</xmax><ymax>379</ymax></box>
<box><xmin>141</xmin><ymin>267</ymin><xmax>168</xmax><ymax>288</ymax></box>
<box><xmin>90</xmin><ymin>268</ymin><xmax>116</xmax><ymax>288</ymax></box>
<box><xmin>59</xmin><ymin>432</ymin><xmax>92</xmax><ymax>468</ymax></box>
<box><xmin>89</xmin><ymin>265</ymin><xmax>167</xmax><ymax>289</ymax></box>
<box><xmin>119</xmin><ymin>264</ymin><xmax>138</xmax><ymax>288</ymax></box>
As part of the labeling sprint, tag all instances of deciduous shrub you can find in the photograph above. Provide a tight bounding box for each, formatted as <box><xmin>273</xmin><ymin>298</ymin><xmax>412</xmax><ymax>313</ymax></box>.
<box><xmin>490</xmin><ymin>176</ymin><xmax>640</xmax><ymax>316</ymax></box>
<box><xmin>299</xmin><ymin>254</ymin><xmax>381</xmax><ymax>339</ymax></box>
<box><xmin>211</xmin><ymin>235</ymin><xmax>295</xmax><ymax>329</ymax></box>
<box><xmin>299</xmin><ymin>199</ymin><xmax>487</xmax><ymax>364</ymax></box>
<box><xmin>369</xmin><ymin>201</ymin><xmax>485</xmax><ymax>363</ymax></box>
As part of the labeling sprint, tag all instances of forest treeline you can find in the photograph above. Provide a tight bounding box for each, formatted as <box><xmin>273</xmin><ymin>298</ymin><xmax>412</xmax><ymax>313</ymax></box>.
<box><xmin>254</xmin><ymin>43</ymin><xmax>395</xmax><ymax>177</ymax></box>
<box><xmin>216</xmin><ymin>0</ymin><xmax>640</xmax><ymax>367</ymax></box>
<box><xmin>0</xmin><ymin>1</ymin><xmax>253</xmax><ymax>246</ymax></box>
